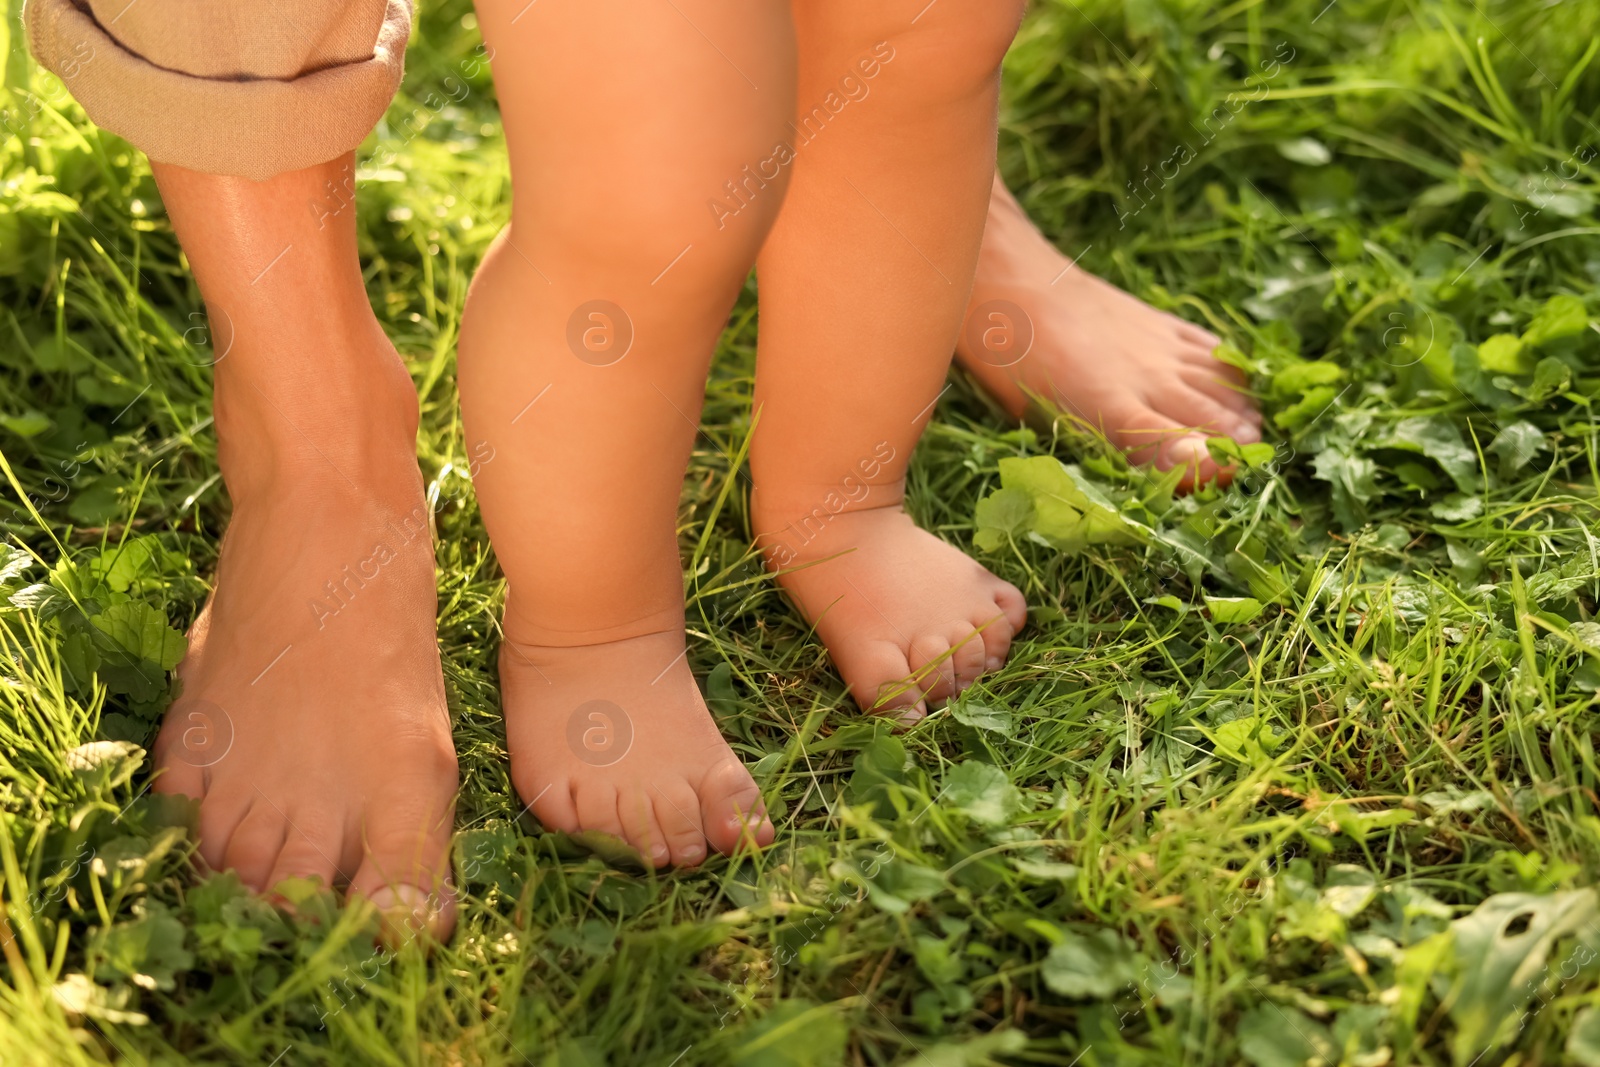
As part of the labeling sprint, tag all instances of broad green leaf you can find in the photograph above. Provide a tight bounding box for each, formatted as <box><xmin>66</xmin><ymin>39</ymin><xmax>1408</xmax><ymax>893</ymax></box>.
<box><xmin>1394</xmin><ymin>930</ymin><xmax>1453</xmax><ymax>1053</ymax></box>
<box><xmin>847</xmin><ymin>733</ymin><xmax>909</xmax><ymax>817</ymax></box>
<box><xmin>972</xmin><ymin>486</ymin><xmax>1033</xmax><ymax>552</ymax></box>
<box><xmin>1270</xmin><ymin>359</ymin><xmax>1345</xmax><ymax>399</ymax></box>
<box><xmin>0</xmin><ymin>410</ymin><xmax>52</xmax><ymax>437</ymax></box>
<box><xmin>1205</xmin><ymin>596</ymin><xmax>1264</xmax><ymax>624</ymax></box>
<box><xmin>1274</xmin><ymin>385</ymin><xmax>1341</xmax><ymax>429</ymax></box>
<box><xmin>1311</xmin><ymin>449</ymin><xmax>1378</xmax><ymax>529</ymax></box>
<box><xmin>1206</xmin><ymin>438</ymin><xmax>1276</xmax><ymax>468</ymax></box>
<box><xmin>951</xmin><ymin>699</ymin><xmax>1014</xmax><ymax>735</ymax></box>
<box><xmin>1478</xmin><ymin>422</ymin><xmax>1542</xmax><ymax>476</ymax></box>
<box><xmin>1205</xmin><ymin>715</ymin><xmax>1281</xmax><ymax>764</ymax></box>
<box><xmin>1568</xmin><ymin>1007</ymin><xmax>1600</xmax><ymax>1067</ymax></box>
<box><xmin>49</xmin><ymin>974</ymin><xmax>147</xmax><ymax>1025</ymax></box>
<box><xmin>992</xmin><ymin>456</ymin><xmax>1139</xmax><ymax>550</ymax></box>
<box><xmin>455</xmin><ymin>824</ymin><xmax>524</xmax><ymax>893</ymax></box>
<box><xmin>1521</xmin><ymin>293</ymin><xmax>1589</xmax><ymax>349</ymax></box>
<box><xmin>866</xmin><ymin>859</ymin><xmax>948</xmax><ymax>914</ymax></box>
<box><xmin>0</xmin><ymin>546</ymin><xmax>36</xmax><ymax>585</ymax></box>
<box><xmin>90</xmin><ymin>601</ymin><xmax>187</xmax><ymax>670</ymax></box>
<box><xmin>902</xmin><ymin>1030</ymin><xmax>1028</xmax><ymax>1067</ymax></box>
<box><xmin>90</xmin><ymin>536</ymin><xmax>175</xmax><ymax>594</ymax></box>
<box><xmin>1476</xmin><ymin>333</ymin><xmax>1531</xmax><ymax>375</ymax></box>
<box><xmin>95</xmin><ymin>902</ymin><xmax>193</xmax><ymax>991</ymax></box>
<box><xmin>1321</xmin><ymin>865</ymin><xmax>1378</xmax><ymax>918</ymax></box>
<box><xmin>730</xmin><ymin>999</ymin><xmax>848</xmax><ymax>1067</ymax></box>
<box><xmin>1528</xmin><ymin>355</ymin><xmax>1572</xmax><ymax>399</ymax></box>
<box><xmin>1041</xmin><ymin>928</ymin><xmax>1139</xmax><ymax>998</ymax></box>
<box><xmin>1238</xmin><ymin>1004</ymin><xmax>1335</xmax><ymax>1067</ymax></box>
<box><xmin>1446</xmin><ymin>889</ymin><xmax>1599</xmax><ymax>1065</ymax></box>
<box><xmin>1431</xmin><ymin>493</ymin><xmax>1483</xmax><ymax>522</ymax></box>
<box><xmin>64</xmin><ymin>740</ymin><xmax>143</xmax><ymax>791</ymax></box>
<box><xmin>1387</xmin><ymin>415</ymin><xmax>1480</xmax><ymax>492</ymax></box>
<box><xmin>1014</xmin><ymin>859</ymin><xmax>1080</xmax><ymax>882</ymax></box>
<box><xmin>941</xmin><ymin>761</ymin><xmax>1024</xmax><ymax>826</ymax></box>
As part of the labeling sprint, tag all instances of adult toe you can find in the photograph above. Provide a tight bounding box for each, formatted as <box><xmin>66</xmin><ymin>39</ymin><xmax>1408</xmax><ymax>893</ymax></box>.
<box><xmin>194</xmin><ymin>788</ymin><xmax>252</xmax><ymax>873</ymax></box>
<box><xmin>1158</xmin><ymin>434</ymin><xmax>1228</xmax><ymax>490</ymax></box>
<box><xmin>348</xmin><ymin>789</ymin><xmax>456</xmax><ymax>943</ymax></box>
<box><xmin>1178</xmin><ymin>369</ymin><xmax>1260</xmax><ymax>425</ymax></box>
<box><xmin>1106</xmin><ymin>401</ymin><xmax>1200</xmax><ymax>468</ymax></box>
<box><xmin>1175</xmin><ymin>321</ymin><xmax>1223</xmax><ymax>350</ymax></box>
<box><xmin>220</xmin><ymin>798</ymin><xmax>289</xmax><ymax>892</ymax></box>
<box><xmin>262</xmin><ymin>806</ymin><xmax>346</xmax><ymax>895</ymax></box>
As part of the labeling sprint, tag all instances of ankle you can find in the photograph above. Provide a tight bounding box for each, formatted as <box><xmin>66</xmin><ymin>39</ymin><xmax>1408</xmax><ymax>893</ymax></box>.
<box><xmin>213</xmin><ymin>319</ymin><xmax>422</xmax><ymax>501</ymax></box>
<box><xmin>751</xmin><ymin>486</ymin><xmax>907</xmax><ymax>570</ymax></box>
<box><xmin>502</xmin><ymin>596</ymin><xmax>684</xmax><ymax>650</ymax></box>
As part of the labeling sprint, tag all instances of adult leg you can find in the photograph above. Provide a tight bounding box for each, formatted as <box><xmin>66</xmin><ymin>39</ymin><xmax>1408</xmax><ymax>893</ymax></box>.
<box><xmin>29</xmin><ymin>0</ymin><xmax>457</xmax><ymax>933</ymax></box>
<box><xmin>750</xmin><ymin>0</ymin><xmax>1028</xmax><ymax>720</ymax></box>
<box><xmin>461</xmin><ymin>0</ymin><xmax>795</xmax><ymax>867</ymax></box>
<box><xmin>955</xmin><ymin>173</ymin><xmax>1262</xmax><ymax>489</ymax></box>
<box><xmin>150</xmin><ymin>157</ymin><xmax>457</xmax><ymax>935</ymax></box>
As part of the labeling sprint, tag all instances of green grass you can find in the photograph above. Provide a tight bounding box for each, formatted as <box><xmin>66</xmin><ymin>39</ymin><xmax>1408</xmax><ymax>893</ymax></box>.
<box><xmin>2</xmin><ymin>0</ymin><xmax>1599</xmax><ymax>1062</ymax></box>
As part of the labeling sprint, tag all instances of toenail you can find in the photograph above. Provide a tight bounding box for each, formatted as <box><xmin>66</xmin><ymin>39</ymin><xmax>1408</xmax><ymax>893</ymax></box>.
<box><xmin>366</xmin><ymin>884</ymin><xmax>440</xmax><ymax>938</ymax></box>
<box><xmin>985</xmin><ymin>656</ymin><xmax>1002</xmax><ymax>672</ymax></box>
<box><xmin>683</xmin><ymin>844</ymin><xmax>705</xmax><ymax>862</ymax></box>
<box><xmin>1167</xmin><ymin>438</ymin><xmax>1207</xmax><ymax>466</ymax></box>
<box><xmin>650</xmin><ymin>845</ymin><xmax>669</xmax><ymax>864</ymax></box>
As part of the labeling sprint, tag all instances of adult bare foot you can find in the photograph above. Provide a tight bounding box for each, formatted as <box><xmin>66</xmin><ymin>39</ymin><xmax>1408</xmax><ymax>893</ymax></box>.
<box><xmin>153</xmin><ymin>324</ymin><xmax>458</xmax><ymax>936</ymax></box>
<box><xmin>957</xmin><ymin>172</ymin><xmax>1262</xmax><ymax>489</ymax></box>
<box><xmin>499</xmin><ymin>621</ymin><xmax>772</xmax><ymax>869</ymax></box>
<box><xmin>148</xmin><ymin>157</ymin><xmax>458</xmax><ymax>937</ymax></box>
<box><xmin>755</xmin><ymin>493</ymin><xmax>1027</xmax><ymax>723</ymax></box>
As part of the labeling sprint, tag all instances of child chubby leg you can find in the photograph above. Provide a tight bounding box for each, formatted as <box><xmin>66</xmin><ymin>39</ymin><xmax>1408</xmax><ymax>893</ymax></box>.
<box><xmin>750</xmin><ymin>0</ymin><xmax>1029</xmax><ymax>721</ymax></box>
<box><xmin>460</xmin><ymin>0</ymin><xmax>795</xmax><ymax>866</ymax></box>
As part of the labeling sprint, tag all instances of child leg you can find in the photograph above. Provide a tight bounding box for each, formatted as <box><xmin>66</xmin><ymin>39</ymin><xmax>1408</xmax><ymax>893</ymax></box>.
<box><xmin>461</xmin><ymin>0</ymin><xmax>795</xmax><ymax>866</ymax></box>
<box><xmin>750</xmin><ymin>0</ymin><xmax>1029</xmax><ymax>719</ymax></box>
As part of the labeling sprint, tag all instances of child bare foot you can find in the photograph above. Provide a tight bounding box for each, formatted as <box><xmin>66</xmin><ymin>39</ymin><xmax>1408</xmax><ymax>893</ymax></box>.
<box><xmin>149</xmin><ymin>158</ymin><xmax>457</xmax><ymax>936</ymax></box>
<box><xmin>498</xmin><ymin>623</ymin><xmax>772</xmax><ymax>868</ymax></box>
<box><xmin>462</xmin><ymin>0</ymin><xmax>792</xmax><ymax>867</ymax></box>
<box><xmin>756</xmin><ymin>498</ymin><xmax>1026</xmax><ymax>722</ymax></box>
<box><xmin>957</xmin><ymin>174</ymin><xmax>1262</xmax><ymax>488</ymax></box>
<box><xmin>749</xmin><ymin>0</ymin><xmax>1030</xmax><ymax>717</ymax></box>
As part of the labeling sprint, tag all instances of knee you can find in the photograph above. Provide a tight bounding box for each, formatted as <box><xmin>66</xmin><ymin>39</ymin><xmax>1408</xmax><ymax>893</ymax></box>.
<box><xmin>510</xmin><ymin>139</ymin><xmax>787</xmax><ymax>279</ymax></box>
<box><xmin>900</xmin><ymin>0</ymin><xmax>1024</xmax><ymax>102</ymax></box>
<box><xmin>818</xmin><ymin>0</ymin><xmax>1024</xmax><ymax>107</ymax></box>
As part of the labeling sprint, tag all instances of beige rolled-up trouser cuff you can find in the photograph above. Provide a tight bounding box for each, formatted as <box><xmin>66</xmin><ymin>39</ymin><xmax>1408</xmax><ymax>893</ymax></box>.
<box><xmin>25</xmin><ymin>0</ymin><xmax>411</xmax><ymax>182</ymax></box>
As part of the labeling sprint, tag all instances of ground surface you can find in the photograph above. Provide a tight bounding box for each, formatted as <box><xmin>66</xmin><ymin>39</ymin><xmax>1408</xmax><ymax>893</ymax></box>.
<box><xmin>1</xmin><ymin>0</ymin><xmax>1599</xmax><ymax>1064</ymax></box>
